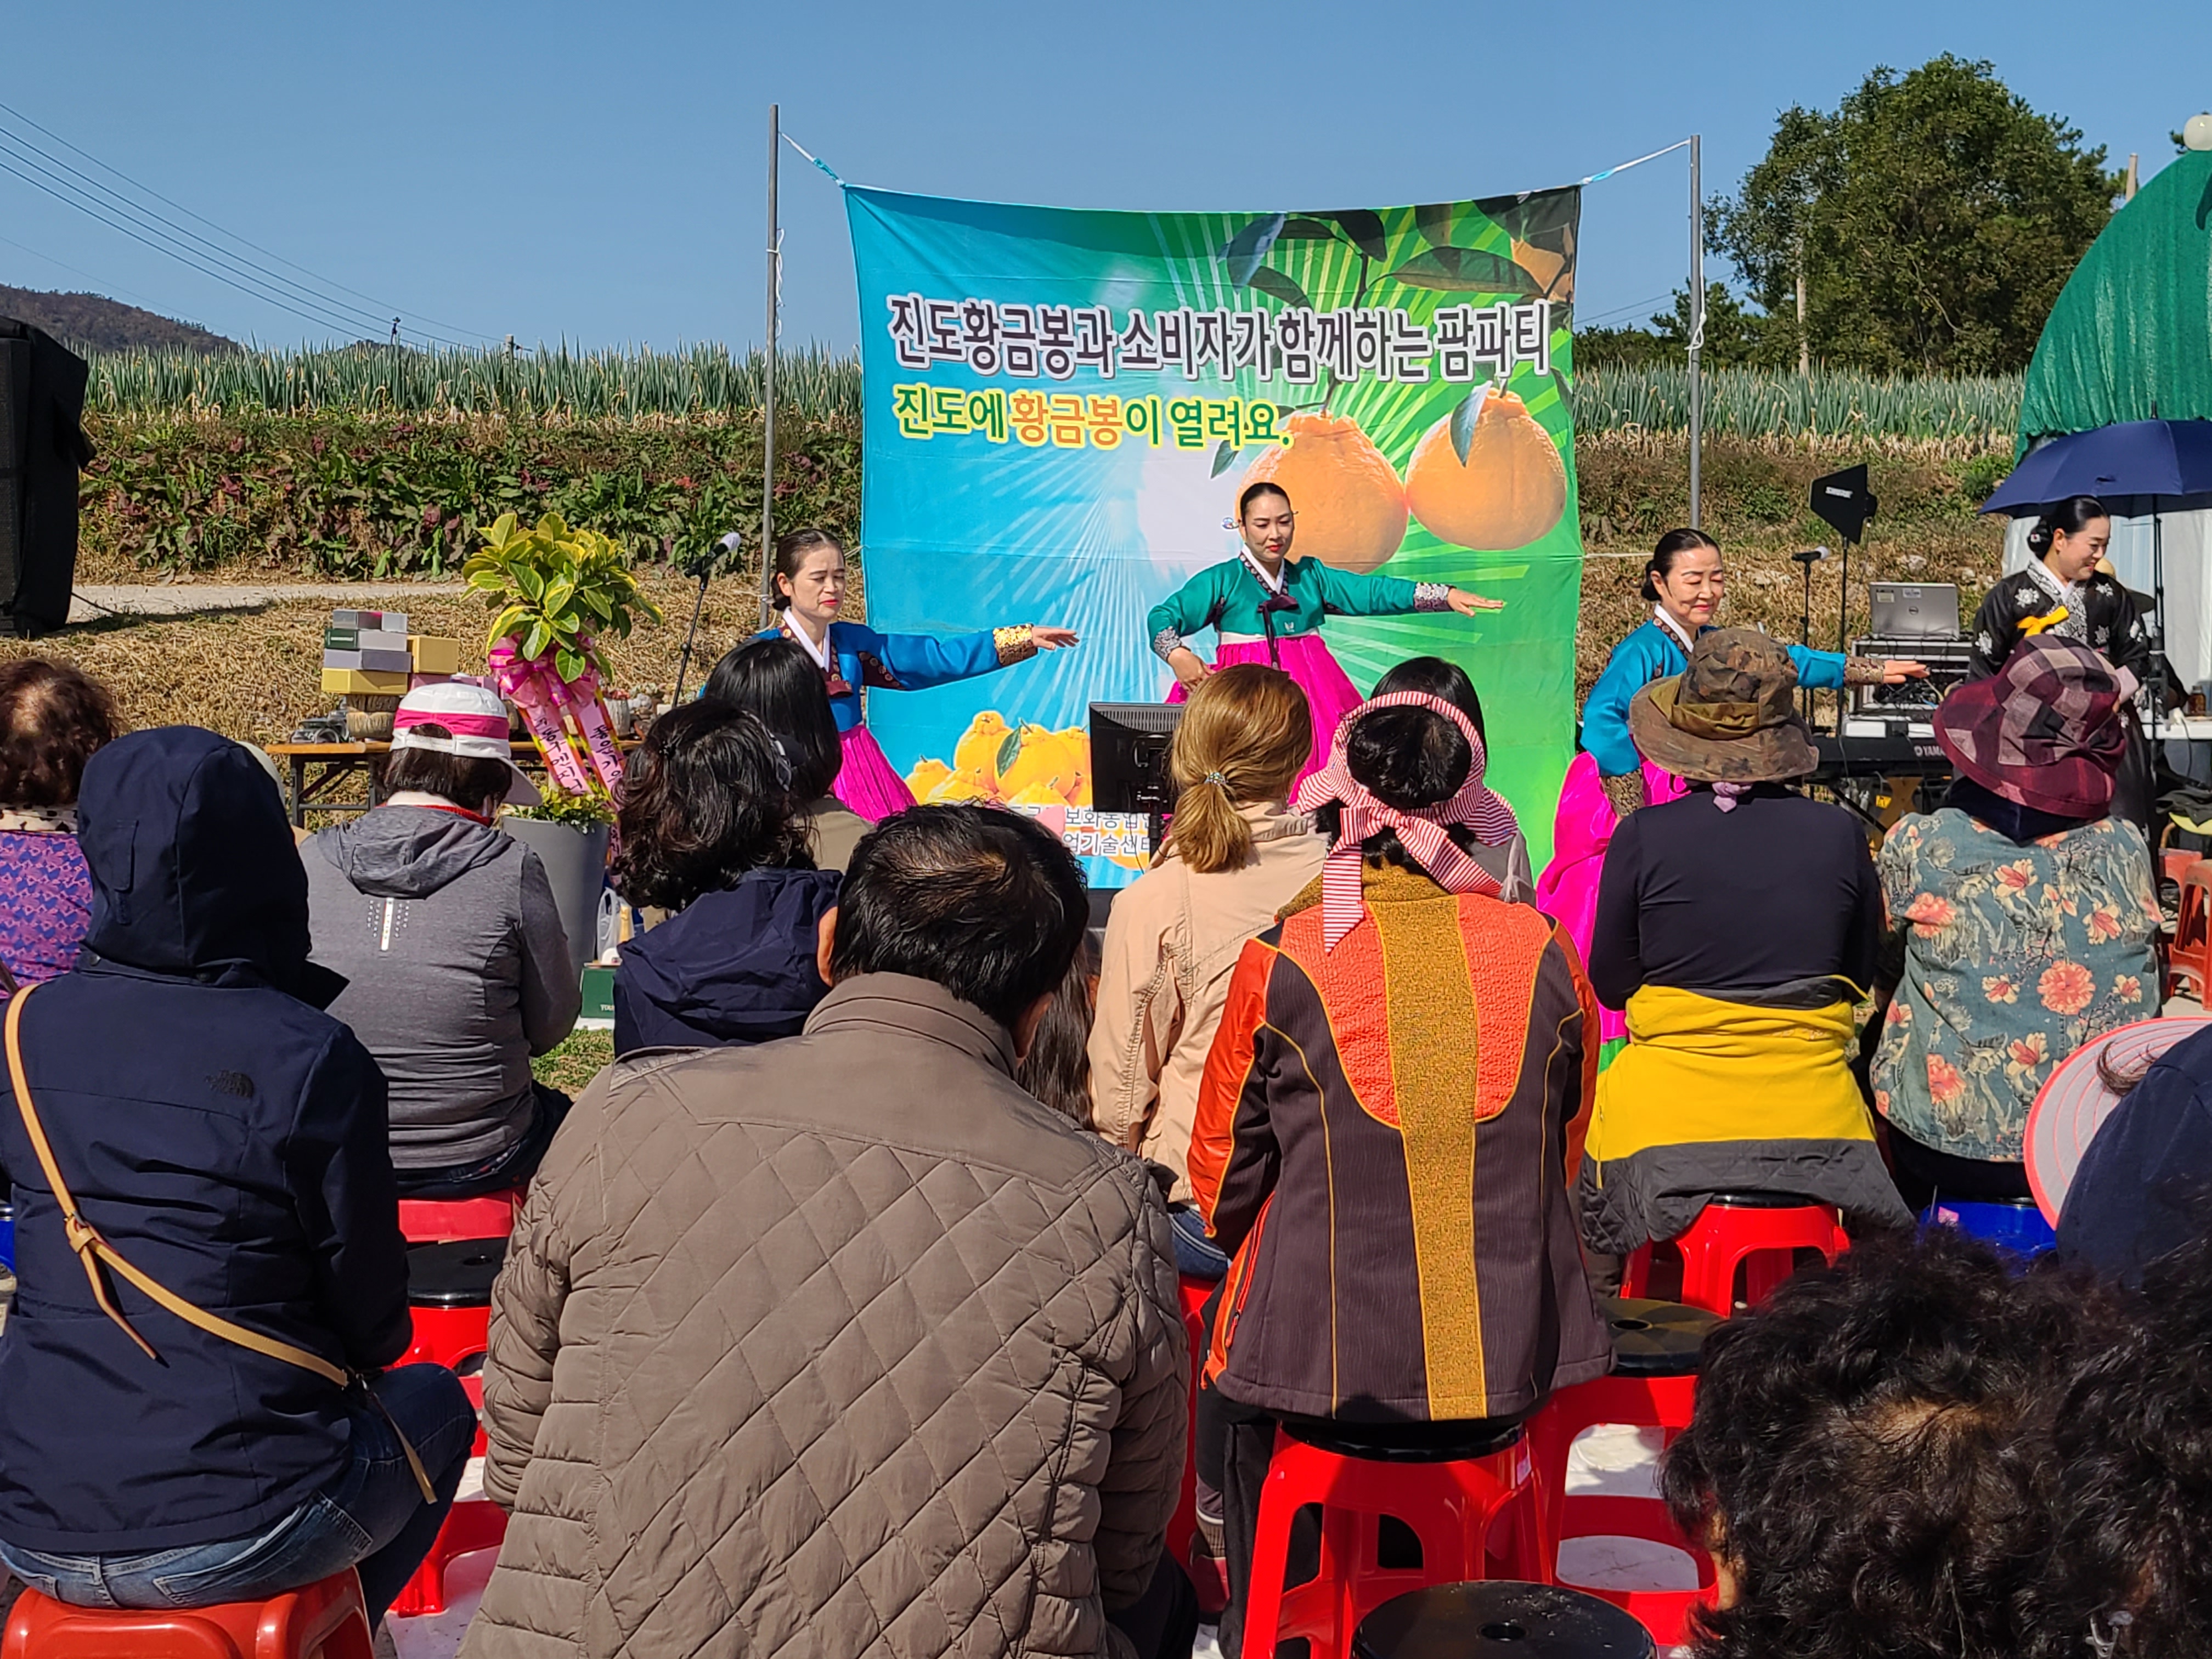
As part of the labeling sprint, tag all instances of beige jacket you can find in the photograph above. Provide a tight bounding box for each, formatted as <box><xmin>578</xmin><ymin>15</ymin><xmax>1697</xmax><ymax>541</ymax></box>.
<box><xmin>464</xmin><ymin>973</ymin><xmax>1187</xmax><ymax>1659</ymax></box>
<box><xmin>1087</xmin><ymin>804</ymin><xmax>1325</xmax><ymax>1200</ymax></box>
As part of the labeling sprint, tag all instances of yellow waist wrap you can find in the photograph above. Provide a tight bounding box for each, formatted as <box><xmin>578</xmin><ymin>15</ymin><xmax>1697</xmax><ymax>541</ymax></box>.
<box><xmin>1588</xmin><ymin>984</ymin><xmax>1877</xmax><ymax>1165</ymax></box>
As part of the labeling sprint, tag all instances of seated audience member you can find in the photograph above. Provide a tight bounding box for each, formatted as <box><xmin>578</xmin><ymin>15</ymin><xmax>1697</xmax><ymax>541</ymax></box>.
<box><xmin>1874</xmin><ymin>640</ymin><xmax>2159</xmax><ymax>1212</ymax></box>
<box><xmin>0</xmin><ymin>661</ymin><xmax>118</xmax><ymax>993</ymax></box>
<box><xmin>1660</xmin><ymin>1229</ymin><xmax>2090</xmax><ymax>1659</ymax></box>
<box><xmin>0</xmin><ymin>727</ymin><xmax>472</xmax><ymax>1628</ymax></box>
<box><xmin>2055</xmin><ymin>1023</ymin><xmax>2212</xmax><ymax>1286</ymax></box>
<box><xmin>702</xmin><ymin>635</ymin><xmax>871</xmax><ymax>871</ymax></box>
<box><xmin>1017</xmin><ymin>934</ymin><xmax>1099</xmax><ymax>1124</ymax></box>
<box><xmin>471</xmin><ymin>806</ymin><xmax>1193</xmax><ymax>1659</ymax></box>
<box><xmin>1189</xmin><ymin>691</ymin><xmax>1609</xmax><ymax>1659</ymax></box>
<box><xmin>610</xmin><ymin>701</ymin><xmax>838</xmax><ymax>1055</ymax></box>
<box><xmin>304</xmin><ymin>682</ymin><xmax>580</xmax><ymax>1198</ymax></box>
<box><xmin>1582</xmin><ymin>629</ymin><xmax>1908</xmax><ymax>1256</ymax></box>
<box><xmin>1089</xmin><ymin>663</ymin><xmax>1322</xmax><ymax>1279</ymax></box>
<box><xmin>1370</xmin><ymin>655</ymin><xmax>1535</xmax><ymax>900</ymax></box>
<box><xmin>2048</xmin><ymin>1228</ymin><xmax>2212</xmax><ymax>1658</ymax></box>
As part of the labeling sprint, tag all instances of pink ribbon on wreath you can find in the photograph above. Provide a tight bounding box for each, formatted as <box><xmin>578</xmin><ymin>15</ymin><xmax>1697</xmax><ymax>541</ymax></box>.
<box><xmin>1293</xmin><ymin>690</ymin><xmax>1521</xmax><ymax>951</ymax></box>
<box><xmin>488</xmin><ymin>637</ymin><xmax>593</xmax><ymax>798</ymax></box>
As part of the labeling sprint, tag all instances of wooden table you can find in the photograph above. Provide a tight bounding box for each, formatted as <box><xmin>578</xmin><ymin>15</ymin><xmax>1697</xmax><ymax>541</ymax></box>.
<box><xmin>267</xmin><ymin>743</ymin><xmax>392</xmax><ymax>827</ymax></box>
<box><xmin>266</xmin><ymin>740</ymin><xmax>637</xmax><ymax>827</ymax></box>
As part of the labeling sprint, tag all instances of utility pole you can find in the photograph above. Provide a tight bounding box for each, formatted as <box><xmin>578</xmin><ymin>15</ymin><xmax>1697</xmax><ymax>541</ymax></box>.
<box><xmin>1796</xmin><ymin>238</ymin><xmax>1810</xmax><ymax>380</ymax></box>
<box><xmin>1688</xmin><ymin>134</ymin><xmax>1704</xmax><ymax>530</ymax></box>
<box><xmin>759</xmin><ymin>103</ymin><xmax>781</xmax><ymax>627</ymax></box>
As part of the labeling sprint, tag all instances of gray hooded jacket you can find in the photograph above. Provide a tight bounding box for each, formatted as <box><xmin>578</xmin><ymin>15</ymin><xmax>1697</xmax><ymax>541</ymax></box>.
<box><xmin>305</xmin><ymin>805</ymin><xmax>579</xmax><ymax>1169</ymax></box>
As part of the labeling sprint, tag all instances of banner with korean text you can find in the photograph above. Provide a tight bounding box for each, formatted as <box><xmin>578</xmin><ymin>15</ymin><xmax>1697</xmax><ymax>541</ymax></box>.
<box><xmin>847</xmin><ymin>185</ymin><xmax>1584</xmax><ymax>877</ymax></box>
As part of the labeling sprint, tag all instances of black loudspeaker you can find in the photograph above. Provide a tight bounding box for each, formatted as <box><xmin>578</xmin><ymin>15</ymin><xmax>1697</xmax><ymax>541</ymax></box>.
<box><xmin>0</xmin><ymin>318</ymin><xmax>94</xmax><ymax>637</ymax></box>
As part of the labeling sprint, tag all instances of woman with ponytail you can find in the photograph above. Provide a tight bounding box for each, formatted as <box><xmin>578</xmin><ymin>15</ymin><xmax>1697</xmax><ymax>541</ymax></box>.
<box><xmin>1088</xmin><ymin>663</ymin><xmax>1323</xmax><ymax>1279</ymax></box>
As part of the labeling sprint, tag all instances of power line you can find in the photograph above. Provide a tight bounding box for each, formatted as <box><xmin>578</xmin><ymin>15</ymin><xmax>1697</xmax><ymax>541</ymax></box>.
<box><xmin>0</xmin><ymin>152</ymin><xmax>379</xmax><ymax>342</ymax></box>
<box><xmin>0</xmin><ymin>99</ymin><xmax>494</xmax><ymax>348</ymax></box>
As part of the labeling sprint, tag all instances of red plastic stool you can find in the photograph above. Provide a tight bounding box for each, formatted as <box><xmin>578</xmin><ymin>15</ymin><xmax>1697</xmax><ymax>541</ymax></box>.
<box><xmin>3</xmin><ymin>1568</ymin><xmax>373</xmax><ymax>1659</ymax></box>
<box><xmin>1243</xmin><ymin>1418</ymin><xmax>1548</xmax><ymax>1659</ymax></box>
<box><xmin>387</xmin><ymin>1498</ymin><xmax>507</xmax><ymax>1619</ymax></box>
<box><xmin>397</xmin><ymin>1188</ymin><xmax>523</xmax><ymax>1245</ymax></box>
<box><xmin>1622</xmin><ymin>1192</ymin><xmax>1848</xmax><ymax>1317</ymax></box>
<box><xmin>1165</xmin><ymin>1274</ymin><xmax>1223</xmax><ymax>1613</ymax></box>
<box><xmin>399</xmin><ymin>1239</ymin><xmax>505</xmax><ymax>1458</ymax></box>
<box><xmin>2169</xmin><ymin>860</ymin><xmax>2212</xmax><ymax>1001</ymax></box>
<box><xmin>1530</xmin><ymin>1297</ymin><xmax>1720</xmax><ymax>1646</ymax></box>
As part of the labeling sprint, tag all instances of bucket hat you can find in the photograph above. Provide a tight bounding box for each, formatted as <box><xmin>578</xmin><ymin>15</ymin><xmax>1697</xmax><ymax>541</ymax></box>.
<box><xmin>390</xmin><ymin>680</ymin><xmax>541</xmax><ymax>806</ymax></box>
<box><xmin>1627</xmin><ymin>628</ymin><xmax>1817</xmax><ymax>784</ymax></box>
<box><xmin>1933</xmin><ymin>639</ymin><xmax>2130</xmax><ymax>818</ymax></box>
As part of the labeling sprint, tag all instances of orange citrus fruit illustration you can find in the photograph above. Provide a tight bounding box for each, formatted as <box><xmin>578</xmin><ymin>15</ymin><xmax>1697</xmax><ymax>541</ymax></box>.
<box><xmin>1403</xmin><ymin>388</ymin><xmax>1566</xmax><ymax>551</ymax></box>
<box><xmin>1241</xmin><ymin>413</ymin><xmax>1407</xmax><ymax>574</ymax></box>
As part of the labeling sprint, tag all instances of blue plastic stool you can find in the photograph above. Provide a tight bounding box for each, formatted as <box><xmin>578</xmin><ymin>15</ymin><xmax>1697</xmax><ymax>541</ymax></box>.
<box><xmin>1923</xmin><ymin>1197</ymin><xmax>2056</xmax><ymax>1258</ymax></box>
<box><xmin>0</xmin><ymin>1203</ymin><xmax>13</xmax><ymax>1274</ymax></box>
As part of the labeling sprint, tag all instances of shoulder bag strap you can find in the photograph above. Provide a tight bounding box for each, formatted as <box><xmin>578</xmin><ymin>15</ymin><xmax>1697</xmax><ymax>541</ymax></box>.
<box><xmin>3</xmin><ymin>985</ymin><xmax>435</xmax><ymax>1502</ymax></box>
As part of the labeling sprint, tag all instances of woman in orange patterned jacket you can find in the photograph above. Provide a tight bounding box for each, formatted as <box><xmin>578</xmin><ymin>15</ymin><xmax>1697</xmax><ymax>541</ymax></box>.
<box><xmin>1186</xmin><ymin>691</ymin><xmax>1611</xmax><ymax>1655</ymax></box>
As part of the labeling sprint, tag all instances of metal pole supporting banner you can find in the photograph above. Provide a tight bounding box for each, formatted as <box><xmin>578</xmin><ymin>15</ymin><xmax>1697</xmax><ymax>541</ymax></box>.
<box><xmin>1688</xmin><ymin>133</ymin><xmax>1704</xmax><ymax>530</ymax></box>
<box><xmin>760</xmin><ymin>103</ymin><xmax>781</xmax><ymax>627</ymax></box>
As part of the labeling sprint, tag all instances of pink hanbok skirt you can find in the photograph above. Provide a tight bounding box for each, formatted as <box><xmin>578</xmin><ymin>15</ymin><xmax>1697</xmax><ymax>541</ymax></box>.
<box><xmin>1167</xmin><ymin>631</ymin><xmax>1360</xmax><ymax>794</ymax></box>
<box><xmin>1534</xmin><ymin>751</ymin><xmax>1689</xmax><ymax>1046</ymax></box>
<box><xmin>834</xmin><ymin>725</ymin><xmax>919</xmax><ymax>822</ymax></box>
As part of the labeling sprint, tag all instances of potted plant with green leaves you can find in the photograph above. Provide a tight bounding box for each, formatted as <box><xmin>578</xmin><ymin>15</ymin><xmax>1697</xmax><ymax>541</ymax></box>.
<box><xmin>466</xmin><ymin>511</ymin><xmax>662</xmax><ymax>978</ymax></box>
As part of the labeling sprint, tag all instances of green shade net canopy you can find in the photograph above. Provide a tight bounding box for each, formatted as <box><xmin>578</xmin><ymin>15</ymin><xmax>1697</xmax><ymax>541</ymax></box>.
<box><xmin>2017</xmin><ymin>149</ymin><xmax>2212</xmax><ymax>452</ymax></box>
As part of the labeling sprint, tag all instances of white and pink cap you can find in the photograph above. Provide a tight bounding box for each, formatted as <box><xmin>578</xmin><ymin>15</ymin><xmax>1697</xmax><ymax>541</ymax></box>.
<box><xmin>390</xmin><ymin>680</ymin><xmax>541</xmax><ymax>806</ymax></box>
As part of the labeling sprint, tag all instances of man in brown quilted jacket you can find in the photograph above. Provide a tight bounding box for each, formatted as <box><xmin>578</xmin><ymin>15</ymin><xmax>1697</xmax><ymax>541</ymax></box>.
<box><xmin>465</xmin><ymin>806</ymin><xmax>1192</xmax><ymax>1659</ymax></box>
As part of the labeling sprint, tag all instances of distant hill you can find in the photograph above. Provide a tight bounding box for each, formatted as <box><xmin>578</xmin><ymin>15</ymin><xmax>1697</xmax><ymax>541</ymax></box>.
<box><xmin>0</xmin><ymin>284</ymin><xmax>239</xmax><ymax>354</ymax></box>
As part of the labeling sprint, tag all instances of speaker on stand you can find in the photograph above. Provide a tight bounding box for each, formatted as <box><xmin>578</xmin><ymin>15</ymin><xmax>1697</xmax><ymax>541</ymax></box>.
<box><xmin>0</xmin><ymin>318</ymin><xmax>95</xmax><ymax>638</ymax></box>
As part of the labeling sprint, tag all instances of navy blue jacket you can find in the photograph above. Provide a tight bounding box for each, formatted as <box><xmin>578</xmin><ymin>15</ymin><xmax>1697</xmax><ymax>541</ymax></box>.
<box><xmin>2057</xmin><ymin>1024</ymin><xmax>2212</xmax><ymax>1286</ymax></box>
<box><xmin>0</xmin><ymin>728</ymin><xmax>408</xmax><ymax>1554</ymax></box>
<box><xmin>613</xmin><ymin>867</ymin><xmax>839</xmax><ymax>1056</ymax></box>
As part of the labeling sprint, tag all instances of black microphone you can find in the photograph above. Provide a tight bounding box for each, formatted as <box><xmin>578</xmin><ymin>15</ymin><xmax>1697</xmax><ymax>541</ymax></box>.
<box><xmin>1790</xmin><ymin>546</ymin><xmax>1831</xmax><ymax>565</ymax></box>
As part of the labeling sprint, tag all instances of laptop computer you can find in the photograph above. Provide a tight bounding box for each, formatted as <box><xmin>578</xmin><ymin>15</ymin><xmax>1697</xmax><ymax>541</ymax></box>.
<box><xmin>1869</xmin><ymin>583</ymin><xmax>1961</xmax><ymax>641</ymax></box>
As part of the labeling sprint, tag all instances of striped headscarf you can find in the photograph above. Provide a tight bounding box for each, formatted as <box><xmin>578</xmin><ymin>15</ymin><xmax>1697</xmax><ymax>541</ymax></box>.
<box><xmin>1294</xmin><ymin>691</ymin><xmax>1521</xmax><ymax>950</ymax></box>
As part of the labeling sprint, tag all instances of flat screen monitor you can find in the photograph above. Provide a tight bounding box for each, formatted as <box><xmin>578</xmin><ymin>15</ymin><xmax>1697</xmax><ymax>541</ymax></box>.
<box><xmin>1089</xmin><ymin>702</ymin><xmax>1182</xmax><ymax>816</ymax></box>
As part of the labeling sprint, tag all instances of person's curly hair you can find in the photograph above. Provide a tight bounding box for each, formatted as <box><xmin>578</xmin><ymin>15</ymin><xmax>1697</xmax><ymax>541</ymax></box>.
<box><xmin>0</xmin><ymin>658</ymin><xmax>120</xmax><ymax>808</ymax></box>
<box><xmin>1660</xmin><ymin>1229</ymin><xmax>2104</xmax><ymax>1659</ymax></box>
<box><xmin>612</xmin><ymin>701</ymin><xmax>812</xmax><ymax>911</ymax></box>
<box><xmin>2044</xmin><ymin>1223</ymin><xmax>2212</xmax><ymax>1656</ymax></box>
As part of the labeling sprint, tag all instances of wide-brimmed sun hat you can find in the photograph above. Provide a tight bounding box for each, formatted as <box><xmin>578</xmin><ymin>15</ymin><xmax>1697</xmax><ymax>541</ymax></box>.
<box><xmin>1933</xmin><ymin>637</ymin><xmax>2131</xmax><ymax>819</ymax></box>
<box><xmin>2025</xmin><ymin>1015</ymin><xmax>2212</xmax><ymax>1223</ymax></box>
<box><xmin>1627</xmin><ymin>627</ymin><xmax>1817</xmax><ymax>784</ymax></box>
<box><xmin>390</xmin><ymin>680</ymin><xmax>541</xmax><ymax>806</ymax></box>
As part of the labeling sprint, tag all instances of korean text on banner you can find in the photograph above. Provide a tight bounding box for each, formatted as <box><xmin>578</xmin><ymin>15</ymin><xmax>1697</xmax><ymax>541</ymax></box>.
<box><xmin>847</xmin><ymin>188</ymin><xmax>1584</xmax><ymax>879</ymax></box>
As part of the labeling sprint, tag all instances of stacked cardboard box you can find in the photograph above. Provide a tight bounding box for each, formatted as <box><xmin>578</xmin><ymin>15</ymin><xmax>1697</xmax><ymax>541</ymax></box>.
<box><xmin>318</xmin><ymin>609</ymin><xmax>467</xmax><ymax>695</ymax></box>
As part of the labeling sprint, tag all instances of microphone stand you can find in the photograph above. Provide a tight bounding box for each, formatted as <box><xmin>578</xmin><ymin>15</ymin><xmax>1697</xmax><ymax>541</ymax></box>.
<box><xmin>1793</xmin><ymin>547</ymin><xmax>1826</xmax><ymax>721</ymax></box>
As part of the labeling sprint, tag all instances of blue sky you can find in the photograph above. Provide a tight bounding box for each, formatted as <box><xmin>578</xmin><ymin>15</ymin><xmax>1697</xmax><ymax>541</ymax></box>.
<box><xmin>3</xmin><ymin>0</ymin><xmax>2205</xmax><ymax>354</ymax></box>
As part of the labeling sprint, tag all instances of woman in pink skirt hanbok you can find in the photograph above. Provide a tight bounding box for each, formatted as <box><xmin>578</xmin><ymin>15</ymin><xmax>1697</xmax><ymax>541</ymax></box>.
<box><xmin>757</xmin><ymin>527</ymin><xmax>1079</xmax><ymax>821</ymax></box>
<box><xmin>1148</xmin><ymin>481</ymin><xmax>1503</xmax><ymax>788</ymax></box>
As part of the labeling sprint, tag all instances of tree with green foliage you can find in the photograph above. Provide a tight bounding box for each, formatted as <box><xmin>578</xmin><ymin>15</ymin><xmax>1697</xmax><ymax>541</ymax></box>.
<box><xmin>1574</xmin><ymin>285</ymin><xmax>1760</xmax><ymax>370</ymax></box>
<box><xmin>1712</xmin><ymin>56</ymin><xmax>2119</xmax><ymax>374</ymax></box>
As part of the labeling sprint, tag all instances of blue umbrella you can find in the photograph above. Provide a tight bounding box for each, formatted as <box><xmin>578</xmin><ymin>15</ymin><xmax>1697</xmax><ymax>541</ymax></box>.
<box><xmin>1982</xmin><ymin>419</ymin><xmax>2212</xmax><ymax>515</ymax></box>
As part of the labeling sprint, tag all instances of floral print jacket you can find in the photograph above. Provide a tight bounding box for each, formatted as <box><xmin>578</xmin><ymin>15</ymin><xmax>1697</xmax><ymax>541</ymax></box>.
<box><xmin>1873</xmin><ymin>810</ymin><xmax>2158</xmax><ymax>1162</ymax></box>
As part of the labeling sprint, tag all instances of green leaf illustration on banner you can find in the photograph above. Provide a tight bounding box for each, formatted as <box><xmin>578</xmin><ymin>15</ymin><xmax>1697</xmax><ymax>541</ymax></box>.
<box><xmin>1385</xmin><ymin>247</ymin><xmax>1544</xmax><ymax>295</ymax></box>
<box><xmin>1450</xmin><ymin>385</ymin><xmax>1492</xmax><ymax>465</ymax></box>
<box><xmin>843</xmin><ymin>183</ymin><xmax>1585</xmax><ymax>882</ymax></box>
<box><xmin>1221</xmin><ymin>213</ymin><xmax>1286</xmax><ymax>287</ymax></box>
<box><xmin>1247</xmin><ymin>267</ymin><xmax>1313</xmax><ymax>309</ymax></box>
<box><xmin>1326</xmin><ymin>210</ymin><xmax>1390</xmax><ymax>261</ymax></box>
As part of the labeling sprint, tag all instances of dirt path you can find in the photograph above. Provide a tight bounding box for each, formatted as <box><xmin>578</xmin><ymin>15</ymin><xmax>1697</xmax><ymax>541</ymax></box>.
<box><xmin>68</xmin><ymin>582</ymin><xmax>469</xmax><ymax>625</ymax></box>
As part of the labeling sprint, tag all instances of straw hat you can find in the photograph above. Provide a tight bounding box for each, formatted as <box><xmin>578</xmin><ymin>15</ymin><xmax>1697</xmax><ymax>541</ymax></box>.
<box><xmin>1627</xmin><ymin>628</ymin><xmax>1817</xmax><ymax>784</ymax></box>
<box><xmin>2025</xmin><ymin>1015</ymin><xmax>2212</xmax><ymax>1223</ymax></box>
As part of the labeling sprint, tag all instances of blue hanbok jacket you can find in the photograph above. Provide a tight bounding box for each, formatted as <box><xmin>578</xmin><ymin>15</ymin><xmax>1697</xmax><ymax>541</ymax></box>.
<box><xmin>1581</xmin><ymin>618</ymin><xmax>1848</xmax><ymax>777</ymax></box>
